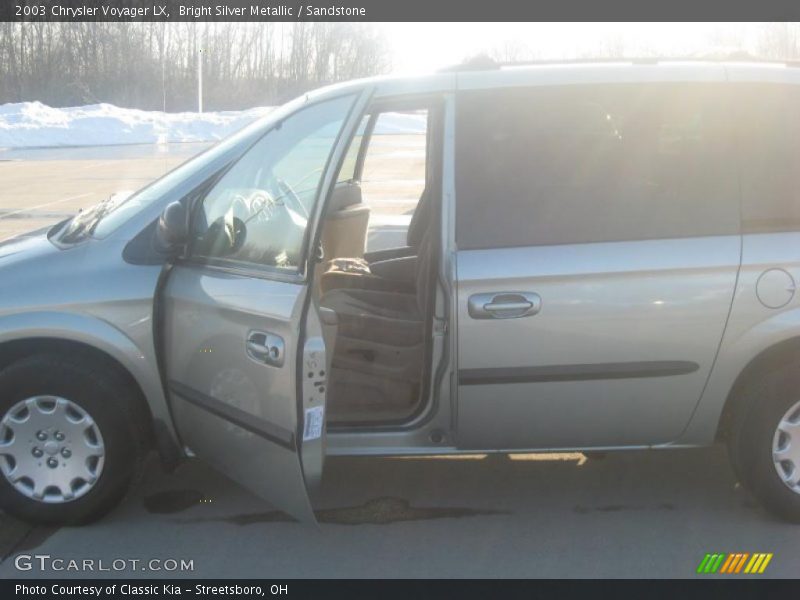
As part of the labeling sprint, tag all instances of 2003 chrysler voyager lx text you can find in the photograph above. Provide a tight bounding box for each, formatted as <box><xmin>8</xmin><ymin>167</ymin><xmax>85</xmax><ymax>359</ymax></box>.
<box><xmin>2</xmin><ymin>59</ymin><xmax>800</xmax><ymax>525</ymax></box>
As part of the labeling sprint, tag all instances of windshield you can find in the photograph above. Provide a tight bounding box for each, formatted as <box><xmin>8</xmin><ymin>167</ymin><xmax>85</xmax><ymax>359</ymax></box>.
<box><xmin>53</xmin><ymin>96</ymin><xmax>310</xmax><ymax>244</ymax></box>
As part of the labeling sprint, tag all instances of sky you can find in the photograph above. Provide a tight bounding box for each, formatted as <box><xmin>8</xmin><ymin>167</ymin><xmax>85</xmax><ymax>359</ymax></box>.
<box><xmin>381</xmin><ymin>23</ymin><xmax>769</xmax><ymax>73</ymax></box>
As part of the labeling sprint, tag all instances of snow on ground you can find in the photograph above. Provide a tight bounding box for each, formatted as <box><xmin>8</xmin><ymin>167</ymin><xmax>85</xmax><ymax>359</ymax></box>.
<box><xmin>0</xmin><ymin>102</ymin><xmax>271</xmax><ymax>149</ymax></box>
<box><xmin>0</xmin><ymin>102</ymin><xmax>427</xmax><ymax>149</ymax></box>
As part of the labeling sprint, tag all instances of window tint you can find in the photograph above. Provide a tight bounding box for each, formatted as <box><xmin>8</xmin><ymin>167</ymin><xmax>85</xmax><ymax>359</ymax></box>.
<box><xmin>738</xmin><ymin>84</ymin><xmax>800</xmax><ymax>233</ymax></box>
<box><xmin>191</xmin><ymin>94</ymin><xmax>354</xmax><ymax>271</ymax></box>
<box><xmin>455</xmin><ymin>84</ymin><xmax>738</xmax><ymax>249</ymax></box>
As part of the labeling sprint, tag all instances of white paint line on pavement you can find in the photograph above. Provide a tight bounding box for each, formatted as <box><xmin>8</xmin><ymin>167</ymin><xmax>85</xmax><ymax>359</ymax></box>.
<box><xmin>75</xmin><ymin>159</ymin><xmax>118</xmax><ymax>171</ymax></box>
<box><xmin>0</xmin><ymin>192</ymin><xmax>92</xmax><ymax>220</ymax></box>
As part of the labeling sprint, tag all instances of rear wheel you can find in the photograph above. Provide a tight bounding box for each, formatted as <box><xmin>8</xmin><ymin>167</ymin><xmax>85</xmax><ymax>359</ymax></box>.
<box><xmin>0</xmin><ymin>354</ymin><xmax>148</xmax><ymax>525</ymax></box>
<box><xmin>729</xmin><ymin>364</ymin><xmax>800</xmax><ymax>523</ymax></box>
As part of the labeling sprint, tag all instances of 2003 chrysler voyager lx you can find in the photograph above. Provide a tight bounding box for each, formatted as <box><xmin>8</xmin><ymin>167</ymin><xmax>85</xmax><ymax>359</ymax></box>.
<box><xmin>2</xmin><ymin>59</ymin><xmax>800</xmax><ymax>525</ymax></box>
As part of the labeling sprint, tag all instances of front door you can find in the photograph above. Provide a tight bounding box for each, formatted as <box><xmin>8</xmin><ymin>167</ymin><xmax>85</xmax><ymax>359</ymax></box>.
<box><xmin>161</xmin><ymin>92</ymin><xmax>363</xmax><ymax>522</ymax></box>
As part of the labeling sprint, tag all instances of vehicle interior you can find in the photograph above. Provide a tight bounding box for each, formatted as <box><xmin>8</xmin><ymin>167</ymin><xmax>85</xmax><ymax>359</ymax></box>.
<box><xmin>313</xmin><ymin>99</ymin><xmax>443</xmax><ymax>425</ymax></box>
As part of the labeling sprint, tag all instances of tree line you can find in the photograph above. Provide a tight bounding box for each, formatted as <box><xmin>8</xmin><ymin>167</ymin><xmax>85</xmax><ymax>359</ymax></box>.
<box><xmin>0</xmin><ymin>22</ymin><xmax>391</xmax><ymax>111</ymax></box>
<box><xmin>4</xmin><ymin>23</ymin><xmax>800</xmax><ymax>112</ymax></box>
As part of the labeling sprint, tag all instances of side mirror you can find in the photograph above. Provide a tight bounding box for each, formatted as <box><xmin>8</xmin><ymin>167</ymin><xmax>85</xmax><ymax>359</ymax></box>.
<box><xmin>155</xmin><ymin>201</ymin><xmax>188</xmax><ymax>254</ymax></box>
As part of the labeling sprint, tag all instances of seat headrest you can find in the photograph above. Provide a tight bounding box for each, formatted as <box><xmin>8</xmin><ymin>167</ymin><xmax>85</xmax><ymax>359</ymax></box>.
<box><xmin>329</xmin><ymin>182</ymin><xmax>363</xmax><ymax>212</ymax></box>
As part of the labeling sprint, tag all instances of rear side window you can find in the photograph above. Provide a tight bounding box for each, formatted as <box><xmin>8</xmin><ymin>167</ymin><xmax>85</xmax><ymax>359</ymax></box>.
<box><xmin>455</xmin><ymin>84</ymin><xmax>739</xmax><ymax>249</ymax></box>
<box><xmin>737</xmin><ymin>84</ymin><xmax>800</xmax><ymax>233</ymax></box>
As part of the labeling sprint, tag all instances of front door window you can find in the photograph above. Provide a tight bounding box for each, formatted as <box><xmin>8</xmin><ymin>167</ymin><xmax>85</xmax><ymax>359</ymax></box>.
<box><xmin>191</xmin><ymin>94</ymin><xmax>355</xmax><ymax>271</ymax></box>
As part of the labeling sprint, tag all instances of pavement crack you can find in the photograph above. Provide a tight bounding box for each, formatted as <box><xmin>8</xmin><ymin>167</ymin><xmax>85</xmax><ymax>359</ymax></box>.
<box><xmin>173</xmin><ymin>496</ymin><xmax>510</xmax><ymax>526</ymax></box>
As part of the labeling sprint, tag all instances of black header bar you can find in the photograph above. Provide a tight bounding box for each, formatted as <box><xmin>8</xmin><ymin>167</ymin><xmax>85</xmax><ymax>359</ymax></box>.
<box><xmin>3</xmin><ymin>0</ymin><xmax>800</xmax><ymax>22</ymax></box>
<box><xmin>1</xmin><ymin>578</ymin><xmax>795</xmax><ymax>599</ymax></box>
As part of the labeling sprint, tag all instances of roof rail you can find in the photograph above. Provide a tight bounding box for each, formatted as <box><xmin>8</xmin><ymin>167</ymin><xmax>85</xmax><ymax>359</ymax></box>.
<box><xmin>441</xmin><ymin>53</ymin><xmax>800</xmax><ymax>72</ymax></box>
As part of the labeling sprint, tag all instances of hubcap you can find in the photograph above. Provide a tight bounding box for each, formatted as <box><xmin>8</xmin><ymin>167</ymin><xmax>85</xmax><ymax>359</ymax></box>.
<box><xmin>0</xmin><ymin>397</ymin><xmax>105</xmax><ymax>503</ymax></box>
<box><xmin>772</xmin><ymin>399</ymin><xmax>800</xmax><ymax>494</ymax></box>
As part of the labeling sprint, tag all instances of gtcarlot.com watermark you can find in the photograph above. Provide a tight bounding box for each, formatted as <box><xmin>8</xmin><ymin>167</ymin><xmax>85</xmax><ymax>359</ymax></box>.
<box><xmin>14</xmin><ymin>554</ymin><xmax>194</xmax><ymax>573</ymax></box>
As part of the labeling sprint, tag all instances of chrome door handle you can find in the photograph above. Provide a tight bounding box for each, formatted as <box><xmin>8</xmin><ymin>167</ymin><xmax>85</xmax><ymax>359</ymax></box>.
<box><xmin>484</xmin><ymin>301</ymin><xmax>533</xmax><ymax>312</ymax></box>
<box><xmin>468</xmin><ymin>292</ymin><xmax>542</xmax><ymax>319</ymax></box>
<box><xmin>246</xmin><ymin>331</ymin><xmax>285</xmax><ymax>367</ymax></box>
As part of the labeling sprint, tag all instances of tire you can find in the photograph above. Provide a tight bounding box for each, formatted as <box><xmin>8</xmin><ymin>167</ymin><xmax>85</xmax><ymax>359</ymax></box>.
<box><xmin>0</xmin><ymin>353</ymin><xmax>149</xmax><ymax>525</ymax></box>
<box><xmin>728</xmin><ymin>363</ymin><xmax>800</xmax><ymax>523</ymax></box>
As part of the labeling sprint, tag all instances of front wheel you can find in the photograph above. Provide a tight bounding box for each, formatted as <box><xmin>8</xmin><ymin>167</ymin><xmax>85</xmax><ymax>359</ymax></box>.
<box><xmin>0</xmin><ymin>354</ymin><xmax>148</xmax><ymax>525</ymax></box>
<box><xmin>729</xmin><ymin>364</ymin><xmax>800</xmax><ymax>523</ymax></box>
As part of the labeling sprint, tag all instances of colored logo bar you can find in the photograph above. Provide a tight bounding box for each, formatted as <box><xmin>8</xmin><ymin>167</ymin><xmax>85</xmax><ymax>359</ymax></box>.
<box><xmin>696</xmin><ymin>553</ymin><xmax>773</xmax><ymax>574</ymax></box>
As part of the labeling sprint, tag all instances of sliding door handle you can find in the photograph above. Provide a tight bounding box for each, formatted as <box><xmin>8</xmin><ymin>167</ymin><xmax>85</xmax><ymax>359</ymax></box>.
<box><xmin>484</xmin><ymin>301</ymin><xmax>533</xmax><ymax>312</ymax></box>
<box><xmin>468</xmin><ymin>292</ymin><xmax>542</xmax><ymax>319</ymax></box>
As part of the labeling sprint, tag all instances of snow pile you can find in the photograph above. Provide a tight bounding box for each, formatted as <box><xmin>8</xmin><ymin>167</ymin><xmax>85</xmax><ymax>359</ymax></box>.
<box><xmin>0</xmin><ymin>102</ymin><xmax>272</xmax><ymax>149</ymax></box>
<box><xmin>376</xmin><ymin>112</ymin><xmax>427</xmax><ymax>135</ymax></box>
<box><xmin>0</xmin><ymin>102</ymin><xmax>428</xmax><ymax>149</ymax></box>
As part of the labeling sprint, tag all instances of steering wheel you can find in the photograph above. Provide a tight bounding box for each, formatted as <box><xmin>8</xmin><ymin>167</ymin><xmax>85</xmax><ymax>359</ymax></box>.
<box><xmin>231</xmin><ymin>193</ymin><xmax>251</xmax><ymax>220</ymax></box>
<box><xmin>275</xmin><ymin>177</ymin><xmax>308</xmax><ymax>219</ymax></box>
<box><xmin>202</xmin><ymin>212</ymin><xmax>247</xmax><ymax>257</ymax></box>
<box><xmin>248</xmin><ymin>191</ymin><xmax>279</xmax><ymax>223</ymax></box>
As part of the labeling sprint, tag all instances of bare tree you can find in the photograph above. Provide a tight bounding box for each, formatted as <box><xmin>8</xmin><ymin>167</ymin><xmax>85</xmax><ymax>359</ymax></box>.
<box><xmin>757</xmin><ymin>23</ymin><xmax>800</xmax><ymax>60</ymax></box>
<box><xmin>0</xmin><ymin>22</ymin><xmax>391</xmax><ymax>110</ymax></box>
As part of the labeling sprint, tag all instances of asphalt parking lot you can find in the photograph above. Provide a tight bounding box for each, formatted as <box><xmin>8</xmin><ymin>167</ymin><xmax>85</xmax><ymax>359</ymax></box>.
<box><xmin>0</xmin><ymin>136</ymin><xmax>423</xmax><ymax>248</ymax></box>
<box><xmin>1</xmin><ymin>448</ymin><xmax>799</xmax><ymax>578</ymax></box>
<box><xmin>0</xmin><ymin>143</ymin><xmax>799</xmax><ymax>579</ymax></box>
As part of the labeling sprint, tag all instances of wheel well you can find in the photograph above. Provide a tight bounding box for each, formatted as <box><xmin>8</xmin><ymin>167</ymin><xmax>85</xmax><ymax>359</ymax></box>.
<box><xmin>716</xmin><ymin>337</ymin><xmax>800</xmax><ymax>442</ymax></box>
<box><xmin>0</xmin><ymin>337</ymin><xmax>154</xmax><ymax>445</ymax></box>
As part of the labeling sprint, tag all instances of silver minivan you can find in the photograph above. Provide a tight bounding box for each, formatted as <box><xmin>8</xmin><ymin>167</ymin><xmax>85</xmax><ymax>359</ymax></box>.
<box><xmin>2</xmin><ymin>60</ymin><xmax>800</xmax><ymax>525</ymax></box>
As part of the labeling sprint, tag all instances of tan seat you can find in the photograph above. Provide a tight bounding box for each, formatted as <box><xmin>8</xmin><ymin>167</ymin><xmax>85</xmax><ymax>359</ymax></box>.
<box><xmin>319</xmin><ymin>186</ymin><xmax>432</xmax><ymax>295</ymax></box>
<box><xmin>316</xmin><ymin>182</ymin><xmax>370</xmax><ymax>290</ymax></box>
<box><xmin>318</xmin><ymin>188</ymin><xmax>432</xmax><ymax>380</ymax></box>
<box><xmin>320</xmin><ymin>230</ymin><xmax>433</xmax><ymax>407</ymax></box>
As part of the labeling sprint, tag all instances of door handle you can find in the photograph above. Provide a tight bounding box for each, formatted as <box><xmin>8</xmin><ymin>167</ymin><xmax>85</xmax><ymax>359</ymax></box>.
<box><xmin>468</xmin><ymin>292</ymin><xmax>542</xmax><ymax>319</ymax></box>
<box><xmin>246</xmin><ymin>331</ymin><xmax>285</xmax><ymax>367</ymax></box>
